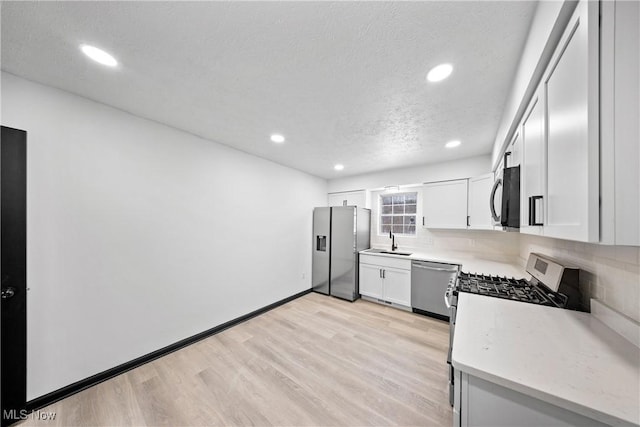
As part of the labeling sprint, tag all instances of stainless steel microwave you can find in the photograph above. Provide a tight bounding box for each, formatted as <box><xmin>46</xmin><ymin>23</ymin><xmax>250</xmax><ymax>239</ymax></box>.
<box><xmin>490</xmin><ymin>154</ymin><xmax>520</xmax><ymax>230</ymax></box>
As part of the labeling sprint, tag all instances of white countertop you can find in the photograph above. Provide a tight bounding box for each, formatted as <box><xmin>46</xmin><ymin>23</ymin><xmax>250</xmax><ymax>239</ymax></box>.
<box><xmin>360</xmin><ymin>248</ymin><xmax>526</xmax><ymax>278</ymax></box>
<box><xmin>452</xmin><ymin>293</ymin><xmax>640</xmax><ymax>427</ymax></box>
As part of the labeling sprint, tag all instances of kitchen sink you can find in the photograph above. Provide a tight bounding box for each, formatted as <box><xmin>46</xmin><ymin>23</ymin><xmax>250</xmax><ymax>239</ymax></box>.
<box><xmin>364</xmin><ymin>248</ymin><xmax>412</xmax><ymax>256</ymax></box>
<box><xmin>381</xmin><ymin>251</ymin><xmax>412</xmax><ymax>256</ymax></box>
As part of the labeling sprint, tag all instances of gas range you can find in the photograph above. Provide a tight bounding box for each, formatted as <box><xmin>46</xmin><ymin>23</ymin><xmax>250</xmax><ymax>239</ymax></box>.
<box><xmin>448</xmin><ymin>253</ymin><xmax>582</xmax><ymax>311</ymax></box>
<box><xmin>455</xmin><ymin>271</ymin><xmax>567</xmax><ymax>307</ymax></box>
<box><xmin>445</xmin><ymin>253</ymin><xmax>582</xmax><ymax>408</ymax></box>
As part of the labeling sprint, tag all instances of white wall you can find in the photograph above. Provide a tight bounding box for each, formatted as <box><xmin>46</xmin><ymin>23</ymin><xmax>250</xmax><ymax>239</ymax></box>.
<box><xmin>1</xmin><ymin>72</ymin><xmax>327</xmax><ymax>400</ymax></box>
<box><xmin>328</xmin><ymin>155</ymin><xmax>491</xmax><ymax>193</ymax></box>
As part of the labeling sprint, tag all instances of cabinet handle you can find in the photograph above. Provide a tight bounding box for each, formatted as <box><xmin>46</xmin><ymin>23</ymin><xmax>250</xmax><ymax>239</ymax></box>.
<box><xmin>503</xmin><ymin>151</ymin><xmax>512</xmax><ymax>168</ymax></box>
<box><xmin>379</xmin><ymin>269</ymin><xmax>382</xmax><ymax>278</ymax></box>
<box><xmin>529</xmin><ymin>196</ymin><xmax>544</xmax><ymax>226</ymax></box>
<box><xmin>422</xmin><ymin>216</ymin><xmax>425</xmax><ymax>226</ymax></box>
<box><xmin>382</xmin><ymin>269</ymin><xmax>385</xmax><ymax>279</ymax></box>
<box><xmin>467</xmin><ymin>215</ymin><xmax>470</xmax><ymax>227</ymax></box>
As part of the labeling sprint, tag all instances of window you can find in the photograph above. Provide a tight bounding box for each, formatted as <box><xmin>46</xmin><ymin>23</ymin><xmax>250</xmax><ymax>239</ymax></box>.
<box><xmin>379</xmin><ymin>192</ymin><xmax>417</xmax><ymax>235</ymax></box>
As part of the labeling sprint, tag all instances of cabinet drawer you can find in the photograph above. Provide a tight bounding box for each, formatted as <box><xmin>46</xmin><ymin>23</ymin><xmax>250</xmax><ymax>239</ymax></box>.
<box><xmin>360</xmin><ymin>254</ymin><xmax>411</xmax><ymax>271</ymax></box>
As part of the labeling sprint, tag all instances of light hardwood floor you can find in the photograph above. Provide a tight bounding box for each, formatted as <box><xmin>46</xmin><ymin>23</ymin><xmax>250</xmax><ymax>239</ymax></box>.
<box><xmin>22</xmin><ymin>292</ymin><xmax>452</xmax><ymax>426</ymax></box>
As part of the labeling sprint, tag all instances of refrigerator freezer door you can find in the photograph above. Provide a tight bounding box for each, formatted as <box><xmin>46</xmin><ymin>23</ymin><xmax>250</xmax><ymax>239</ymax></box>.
<box><xmin>356</xmin><ymin>208</ymin><xmax>371</xmax><ymax>252</ymax></box>
<box><xmin>312</xmin><ymin>207</ymin><xmax>331</xmax><ymax>295</ymax></box>
<box><xmin>330</xmin><ymin>206</ymin><xmax>357</xmax><ymax>301</ymax></box>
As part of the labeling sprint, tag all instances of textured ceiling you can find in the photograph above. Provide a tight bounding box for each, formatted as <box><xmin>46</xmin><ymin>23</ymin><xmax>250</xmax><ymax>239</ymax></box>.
<box><xmin>1</xmin><ymin>1</ymin><xmax>536</xmax><ymax>179</ymax></box>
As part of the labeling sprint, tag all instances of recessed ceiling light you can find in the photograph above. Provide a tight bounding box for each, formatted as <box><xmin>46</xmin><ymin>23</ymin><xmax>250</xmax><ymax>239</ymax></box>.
<box><xmin>427</xmin><ymin>63</ymin><xmax>453</xmax><ymax>83</ymax></box>
<box><xmin>80</xmin><ymin>44</ymin><xmax>118</xmax><ymax>67</ymax></box>
<box><xmin>334</xmin><ymin>164</ymin><xmax>344</xmax><ymax>171</ymax></box>
<box><xmin>445</xmin><ymin>140</ymin><xmax>461</xmax><ymax>148</ymax></box>
<box><xmin>270</xmin><ymin>134</ymin><xmax>285</xmax><ymax>143</ymax></box>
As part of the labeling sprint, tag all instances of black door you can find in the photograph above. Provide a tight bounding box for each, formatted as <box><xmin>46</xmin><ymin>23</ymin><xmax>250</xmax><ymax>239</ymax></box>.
<box><xmin>1</xmin><ymin>126</ymin><xmax>27</xmax><ymax>426</ymax></box>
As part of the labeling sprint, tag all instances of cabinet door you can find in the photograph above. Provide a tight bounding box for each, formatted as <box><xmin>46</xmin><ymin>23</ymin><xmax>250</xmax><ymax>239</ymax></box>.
<box><xmin>422</xmin><ymin>179</ymin><xmax>469</xmax><ymax>229</ymax></box>
<box><xmin>328</xmin><ymin>190</ymin><xmax>366</xmax><ymax>207</ymax></box>
<box><xmin>467</xmin><ymin>174</ymin><xmax>494</xmax><ymax>230</ymax></box>
<box><xmin>464</xmin><ymin>374</ymin><xmax>608</xmax><ymax>427</ymax></box>
<box><xmin>520</xmin><ymin>87</ymin><xmax>545</xmax><ymax>236</ymax></box>
<box><xmin>600</xmin><ymin>0</ymin><xmax>640</xmax><ymax>245</ymax></box>
<box><xmin>508</xmin><ymin>129</ymin><xmax>522</xmax><ymax>167</ymax></box>
<box><xmin>544</xmin><ymin>0</ymin><xmax>599</xmax><ymax>242</ymax></box>
<box><xmin>382</xmin><ymin>267</ymin><xmax>411</xmax><ymax>307</ymax></box>
<box><xmin>359</xmin><ymin>263</ymin><xmax>383</xmax><ymax>299</ymax></box>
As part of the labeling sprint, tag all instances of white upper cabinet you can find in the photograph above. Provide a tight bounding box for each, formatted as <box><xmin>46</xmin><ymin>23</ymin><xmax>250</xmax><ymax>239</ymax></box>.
<box><xmin>543</xmin><ymin>0</ymin><xmax>599</xmax><ymax>243</ymax></box>
<box><xmin>520</xmin><ymin>86</ymin><xmax>545</xmax><ymax>236</ymax></box>
<box><xmin>600</xmin><ymin>0</ymin><xmax>640</xmax><ymax>246</ymax></box>
<box><xmin>468</xmin><ymin>173</ymin><xmax>494</xmax><ymax>230</ymax></box>
<box><xmin>422</xmin><ymin>179</ymin><xmax>469</xmax><ymax>229</ymax></box>
<box><xmin>507</xmin><ymin>128</ymin><xmax>522</xmax><ymax>168</ymax></box>
<box><xmin>328</xmin><ymin>190</ymin><xmax>367</xmax><ymax>208</ymax></box>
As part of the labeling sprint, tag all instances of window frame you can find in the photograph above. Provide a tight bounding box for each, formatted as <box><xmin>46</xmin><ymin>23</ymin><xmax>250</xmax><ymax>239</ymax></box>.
<box><xmin>378</xmin><ymin>191</ymin><xmax>418</xmax><ymax>237</ymax></box>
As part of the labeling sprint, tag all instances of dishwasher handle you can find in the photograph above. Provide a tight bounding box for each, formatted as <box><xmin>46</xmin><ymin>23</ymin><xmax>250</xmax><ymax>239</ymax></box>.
<box><xmin>412</xmin><ymin>264</ymin><xmax>459</xmax><ymax>273</ymax></box>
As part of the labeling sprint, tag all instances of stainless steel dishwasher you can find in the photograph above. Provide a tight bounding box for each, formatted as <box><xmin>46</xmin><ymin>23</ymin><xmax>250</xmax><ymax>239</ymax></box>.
<box><xmin>411</xmin><ymin>260</ymin><xmax>459</xmax><ymax>320</ymax></box>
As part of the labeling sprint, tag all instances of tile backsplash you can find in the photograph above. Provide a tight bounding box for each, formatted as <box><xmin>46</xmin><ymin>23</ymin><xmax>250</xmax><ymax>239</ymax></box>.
<box><xmin>369</xmin><ymin>188</ymin><xmax>521</xmax><ymax>262</ymax></box>
<box><xmin>519</xmin><ymin>235</ymin><xmax>640</xmax><ymax>323</ymax></box>
<box><xmin>366</xmin><ymin>188</ymin><xmax>640</xmax><ymax>323</ymax></box>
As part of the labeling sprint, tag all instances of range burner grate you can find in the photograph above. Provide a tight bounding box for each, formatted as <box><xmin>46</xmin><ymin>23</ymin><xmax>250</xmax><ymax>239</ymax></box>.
<box><xmin>455</xmin><ymin>271</ymin><xmax>562</xmax><ymax>307</ymax></box>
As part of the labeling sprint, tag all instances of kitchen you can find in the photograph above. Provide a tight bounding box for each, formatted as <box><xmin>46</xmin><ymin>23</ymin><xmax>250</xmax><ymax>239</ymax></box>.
<box><xmin>1</xmin><ymin>1</ymin><xmax>639</xmax><ymax>426</ymax></box>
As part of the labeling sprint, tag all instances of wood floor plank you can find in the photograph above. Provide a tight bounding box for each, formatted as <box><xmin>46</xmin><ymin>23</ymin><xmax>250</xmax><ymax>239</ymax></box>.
<box><xmin>20</xmin><ymin>293</ymin><xmax>452</xmax><ymax>426</ymax></box>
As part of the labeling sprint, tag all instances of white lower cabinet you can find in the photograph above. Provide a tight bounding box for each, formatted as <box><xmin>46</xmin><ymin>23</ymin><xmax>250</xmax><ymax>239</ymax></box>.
<box><xmin>457</xmin><ymin>372</ymin><xmax>607</xmax><ymax>427</ymax></box>
<box><xmin>453</xmin><ymin>369</ymin><xmax>461</xmax><ymax>427</ymax></box>
<box><xmin>378</xmin><ymin>267</ymin><xmax>411</xmax><ymax>306</ymax></box>
<box><xmin>359</xmin><ymin>263</ymin><xmax>384</xmax><ymax>300</ymax></box>
<box><xmin>359</xmin><ymin>255</ymin><xmax>411</xmax><ymax>307</ymax></box>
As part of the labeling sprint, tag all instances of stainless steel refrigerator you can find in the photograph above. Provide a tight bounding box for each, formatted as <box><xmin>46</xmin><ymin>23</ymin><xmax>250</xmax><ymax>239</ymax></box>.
<box><xmin>312</xmin><ymin>206</ymin><xmax>371</xmax><ymax>301</ymax></box>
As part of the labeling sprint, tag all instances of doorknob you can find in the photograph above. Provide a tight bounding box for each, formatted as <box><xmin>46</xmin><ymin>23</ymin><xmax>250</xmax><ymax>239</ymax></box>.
<box><xmin>1</xmin><ymin>287</ymin><xmax>16</xmax><ymax>299</ymax></box>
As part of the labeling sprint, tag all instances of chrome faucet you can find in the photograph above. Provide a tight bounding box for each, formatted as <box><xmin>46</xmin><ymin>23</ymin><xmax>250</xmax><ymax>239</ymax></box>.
<box><xmin>389</xmin><ymin>230</ymin><xmax>398</xmax><ymax>251</ymax></box>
